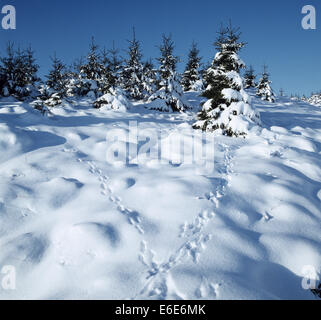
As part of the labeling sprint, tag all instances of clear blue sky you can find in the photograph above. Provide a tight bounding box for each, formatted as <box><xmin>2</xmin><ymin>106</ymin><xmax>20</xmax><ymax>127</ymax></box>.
<box><xmin>1</xmin><ymin>0</ymin><xmax>320</xmax><ymax>96</ymax></box>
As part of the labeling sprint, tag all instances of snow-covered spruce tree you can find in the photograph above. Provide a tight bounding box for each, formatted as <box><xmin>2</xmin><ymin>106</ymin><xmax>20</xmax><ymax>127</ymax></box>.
<box><xmin>64</xmin><ymin>57</ymin><xmax>85</xmax><ymax>97</ymax></box>
<box><xmin>11</xmin><ymin>47</ymin><xmax>29</xmax><ymax>98</ymax></box>
<box><xmin>308</xmin><ymin>92</ymin><xmax>321</xmax><ymax>105</ymax></box>
<box><xmin>36</xmin><ymin>53</ymin><xmax>69</xmax><ymax>107</ymax></box>
<box><xmin>0</xmin><ymin>43</ymin><xmax>39</xmax><ymax>100</ymax></box>
<box><xmin>256</xmin><ymin>65</ymin><xmax>275</xmax><ymax>102</ymax></box>
<box><xmin>148</xmin><ymin>35</ymin><xmax>191</xmax><ymax>112</ymax></box>
<box><xmin>32</xmin><ymin>84</ymin><xmax>61</xmax><ymax>113</ymax></box>
<box><xmin>0</xmin><ymin>42</ymin><xmax>15</xmax><ymax>97</ymax></box>
<box><xmin>0</xmin><ymin>72</ymin><xmax>5</xmax><ymax>96</ymax></box>
<box><xmin>93</xmin><ymin>43</ymin><xmax>131</xmax><ymax>110</ymax></box>
<box><xmin>193</xmin><ymin>24</ymin><xmax>260</xmax><ymax>136</ymax></box>
<box><xmin>100</xmin><ymin>47</ymin><xmax>116</xmax><ymax>95</ymax></box>
<box><xmin>77</xmin><ymin>37</ymin><xmax>104</xmax><ymax>98</ymax></box>
<box><xmin>142</xmin><ymin>59</ymin><xmax>157</xmax><ymax>99</ymax></box>
<box><xmin>244</xmin><ymin>65</ymin><xmax>256</xmax><ymax>89</ymax></box>
<box><xmin>102</xmin><ymin>42</ymin><xmax>122</xmax><ymax>90</ymax></box>
<box><xmin>199</xmin><ymin>60</ymin><xmax>211</xmax><ymax>92</ymax></box>
<box><xmin>24</xmin><ymin>46</ymin><xmax>40</xmax><ymax>98</ymax></box>
<box><xmin>46</xmin><ymin>54</ymin><xmax>69</xmax><ymax>96</ymax></box>
<box><xmin>157</xmin><ymin>34</ymin><xmax>178</xmax><ymax>87</ymax></box>
<box><xmin>120</xmin><ymin>28</ymin><xmax>145</xmax><ymax>100</ymax></box>
<box><xmin>181</xmin><ymin>42</ymin><xmax>202</xmax><ymax>92</ymax></box>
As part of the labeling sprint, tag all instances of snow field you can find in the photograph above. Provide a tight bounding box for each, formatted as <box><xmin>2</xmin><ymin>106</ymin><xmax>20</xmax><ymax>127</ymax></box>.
<box><xmin>0</xmin><ymin>93</ymin><xmax>320</xmax><ymax>299</ymax></box>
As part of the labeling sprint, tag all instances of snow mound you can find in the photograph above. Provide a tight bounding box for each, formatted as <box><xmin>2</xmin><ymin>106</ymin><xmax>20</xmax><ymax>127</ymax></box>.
<box><xmin>94</xmin><ymin>88</ymin><xmax>132</xmax><ymax>111</ymax></box>
<box><xmin>0</xmin><ymin>124</ymin><xmax>20</xmax><ymax>163</ymax></box>
<box><xmin>147</xmin><ymin>90</ymin><xmax>191</xmax><ymax>112</ymax></box>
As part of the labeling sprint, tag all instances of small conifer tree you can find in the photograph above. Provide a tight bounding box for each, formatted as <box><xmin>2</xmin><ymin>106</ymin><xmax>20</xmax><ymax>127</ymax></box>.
<box><xmin>256</xmin><ymin>65</ymin><xmax>275</xmax><ymax>102</ymax></box>
<box><xmin>244</xmin><ymin>65</ymin><xmax>256</xmax><ymax>89</ymax></box>
<box><xmin>181</xmin><ymin>42</ymin><xmax>202</xmax><ymax>92</ymax></box>
<box><xmin>148</xmin><ymin>35</ymin><xmax>190</xmax><ymax>112</ymax></box>
<box><xmin>193</xmin><ymin>23</ymin><xmax>260</xmax><ymax>136</ymax></box>
<box><xmin>120</xmin><ymin>28</ymin><xmax>145</xmax><ymax>100</ymax></box>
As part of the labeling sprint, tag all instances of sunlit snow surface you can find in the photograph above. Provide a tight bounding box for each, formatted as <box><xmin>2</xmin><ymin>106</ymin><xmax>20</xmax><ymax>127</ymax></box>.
<box><xmin>0</xmin><ymin>92</ymin><xmax>320</xmax><ymax>300</ymax></box>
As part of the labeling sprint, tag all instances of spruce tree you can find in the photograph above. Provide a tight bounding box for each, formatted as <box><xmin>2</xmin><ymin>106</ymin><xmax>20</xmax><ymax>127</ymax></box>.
<box><xmin>0</xmin><ymin>42</ymin><xmax>16</xmax><ymax>97</ymax></box>
<box><xmin>100</xmin><ymin>47</ymin><xmax>115</xmax><ymax>94</ymax></box>
<box><xmin>81</xmin><ymin>37</ymin><xmax>103</xmax><ymax>81</ymax></box>
<box><xmin>13</xmin><ymin>47</ymin><xmax>29</xmax><ymax>97</ymax></box>
<box><xmin>105</xmin><ymin>42</ymin><xmax>122</xmax><ymax>89</ymax></box>
<box><xmin>46</xmin><ymin>53</ymin><xmax>68</xmax><ymax>96</ymax></box>
<box><xmin>181</xmin><ymin>42</ymin><xmax>202</xmax><ymax>91</ymax></box>
<box><xmin>0</xmin><ymin>72</ymin><xmax>5</xmax><ymax>96</ymax></box>
<box><xmin>120</xmin><ymin>28</ymin><xmax>145</xmax><ymax>100</ymax></box>
<box><xmin>193</xmin><ymin>24</ymin><xmax>260</xmax><ymax>136</ymax></box>
<box><xmin>0</xmin><ymin>43</ymin><xmax>39</xmax><ymax>99</ymax></box>
<box><xmin>25</xmin><ymin>46</ymin><xmax>40</xmax><ymax>91</ymax></box>
<box><xmin>244</xmin><ymin>65</ymin><xmax>256</xmax><ymax>89</ymax></box>
<box><xmin>148</xmin><ymin>34</ymin><xmax>190</xmax><ymax>112</ymax></box>
<box><xmin>65</xmin><ymin>57</ymin><xmax>85</xmax><ymax>97</ymax></box>
<box><xmin>13</xmin><ymin>46</ymin><xmax>39</xmax><ymax>99</ymax></box>
<box><xmin>157</xmin><ymin>34</ymin><xmax>178</xmax><ymax>88</ymax></box>
<box><xmin>256</xmin><ymin>65</ymin><xmax>275</xmax><ymax>102</ymax></box>
<box><xmin>32</xmin><ymin>84</ymin><xmax>61</xmax><ymax>111</ymax></box>
<box><xmin>142</xmin><ymin>59</ymin><xmax>157</xmax><ymax>98</ymax></box>
<box><xmin>77</xmin><ymin>37</ymin><xmax>104</xmax><ymax>98</ymax></box>
<box><xmin>307</xmin><ymin>92</ymin><xmax>321</xmax><ymax>105</ymax></box>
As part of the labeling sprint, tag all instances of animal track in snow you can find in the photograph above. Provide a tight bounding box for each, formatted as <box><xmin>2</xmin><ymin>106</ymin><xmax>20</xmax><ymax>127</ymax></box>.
<box><xmin>81</xmin><ymin>159</ymin><xmax>144</xmax><ymax>235</ymax></box>
<box><xmin>136</xmin><ymin>208</ymin><xmax>215</xmax><ymax>299</ymax></box>
<box><xmin>179</xmin><ymin>210</ymin><xmax>215</xmax><ymax>238</ymax></box>
<box><xmin>195</xmin><ymin>276</ymin><xmax>221</xmax><ymax>300</ymax></box>
<box><xmin>135</xmin><ymin>144</ymin><xmax>237</xmax><ymax>299</ymax></box>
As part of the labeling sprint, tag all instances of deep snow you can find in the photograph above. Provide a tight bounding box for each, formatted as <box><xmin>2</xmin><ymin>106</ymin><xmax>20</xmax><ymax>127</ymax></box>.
<box><xmin>0</xmin><ymin>92</ymin><xmax>320</xmax><ymax>300</ymax></box>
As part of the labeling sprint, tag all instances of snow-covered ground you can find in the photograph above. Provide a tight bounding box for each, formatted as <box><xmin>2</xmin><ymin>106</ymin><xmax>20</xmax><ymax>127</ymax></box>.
<box><xmin>0</xmin><ymin>92</ymin><xmax>320</xmax><ymax>300</ymax></box>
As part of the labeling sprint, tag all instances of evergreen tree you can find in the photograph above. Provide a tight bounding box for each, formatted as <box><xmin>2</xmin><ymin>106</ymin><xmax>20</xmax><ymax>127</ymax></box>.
<box><xmin>0</xmin><ymin>43</ymin><xmax>39</xmax><ymax>99</ymax></box>
<box><xmin>200</xmin><ymin>60</ymin><xmax>211</xmax><ymax>89</ymax></box>
<box><xmin>77</xmin><ymin>37</ymin><xmax>104</xmax><ymax>98</ymax></box>
<box><xmin>0</xmin><ymin>42</ymin><xmax>16</xmax><ymax>96</ymax></box>
<box><xmin>244</xmin><ymin>65</ymin><xmax>256</xmax><ymax>89</ymax></box>
<box><xmin>142</xmin><ymin>59</ymin><xmax>157</xmax><ymax>98</ymax></box>
<box><xmin>100</xmin><ymin>47</ymin><xmax>115</xmax><ymax>94</ymax></box>
<box><xmin>181</xmin><ymin>42</ymin><xmax>202</xmax><ymax>91</ymax></box>
<box><xmin>25</xmin><ymin>46</ymin><xmax>40</xmax><ymax>90</ymax></box>
<box><xmin>157</xmin><ymin>34</ymin><xmax>179</xmax><ymax>89</ymax></box>
<box><xmin>256</xmin><ymin>65</ymin><xmax>275</xmax><ymax>102</ymax></box>
<box><xmin>193</xmin><ymin>23</ymin><xmax>260</xmax><ymax>136</ymax></box>
<box><xmin>0</xmin><ymin>72</ymin><xmax>5</xmax><ymax>96</ymax></box>
<box><xmin>46</xmin><ymin>53</ymin><xmax>68</xmax><ymax>96</ymax></box>
<box><xmin>81</xmin><ymin>37</ymin><xmax>103</xmax><ymax>82</ymax></box>
<box><xmin>13</xmin><ymin>47</ymin><xmax>29</xmax><ymax>96</ymax></box>
<box><xmin>308</xmin><ymin>92</ymin><xmax>321</xmax><ymax>105</ymax></box>
<box><xmin>120</xmin><ymin>28</ymin><xmax>145</xmax><ymax>100</ymax></box>
<box><xmin>148</xmin><ymin>35</ymin><xmax>190</xmax><ymax>112</ymax></box>
<box><xmin>32</xmin><ymin>84</ymin><xmax>61</xmax><ymax>111</ymax></box>
<box><xmin>106</xmin><ymin>41</ymin><xmax>123</xmax><ymax>88</ymax></box>
<box><xmin>64</xmin><ymin>57</ymin><xmax>85</xmax><ymax>97</ymax></box>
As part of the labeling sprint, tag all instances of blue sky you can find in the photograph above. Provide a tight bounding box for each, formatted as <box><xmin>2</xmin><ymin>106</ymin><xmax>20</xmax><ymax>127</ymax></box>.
<box><xmin>1</xmin><ymin>0</ymin><xmax>320</xmax><ymax>96</ymax></box>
